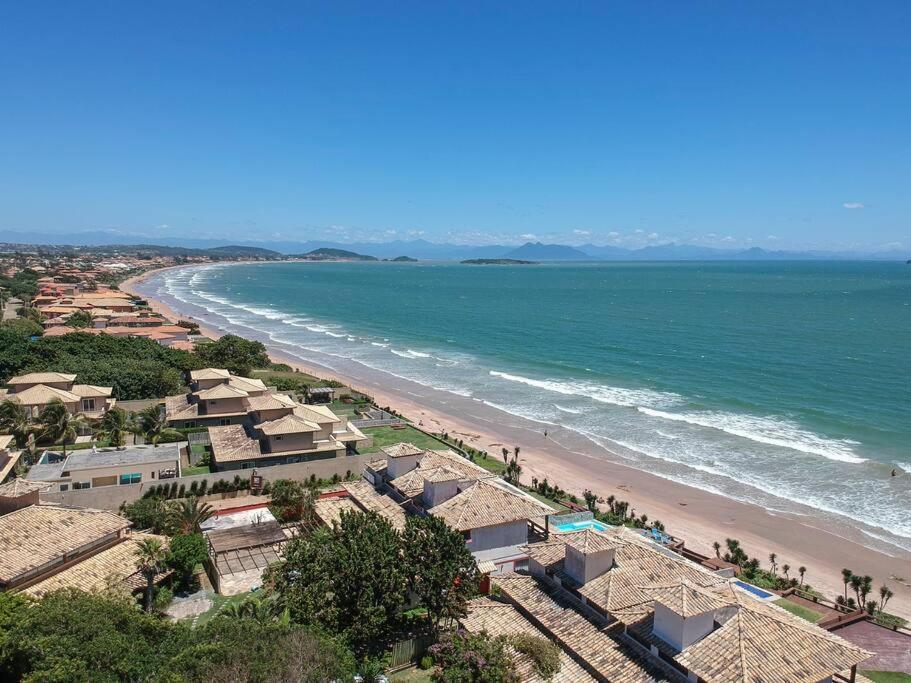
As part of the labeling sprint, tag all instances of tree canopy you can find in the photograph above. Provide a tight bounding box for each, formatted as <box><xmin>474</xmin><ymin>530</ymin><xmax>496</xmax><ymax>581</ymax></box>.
<box><xmin>0</xmin><ymin>589</ymin><xmax>355</xmax><ymax>683</ymax></box>
<box><xmin>198</xmin><ymin>334</ymin><xmax>270</xmax><ymax>376</ymax></box>
<box><xmin>266</xmin><ymin>510</ymin><xmax>408</xmax><ymax>655</ymax></box>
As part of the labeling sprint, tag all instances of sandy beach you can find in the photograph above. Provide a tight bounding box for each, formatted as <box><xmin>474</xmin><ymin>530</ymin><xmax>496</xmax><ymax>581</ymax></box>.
<box><xmin>121</xmin><ymin>265</ymin><xmax>911</xmax><ymax>619</ymax></box>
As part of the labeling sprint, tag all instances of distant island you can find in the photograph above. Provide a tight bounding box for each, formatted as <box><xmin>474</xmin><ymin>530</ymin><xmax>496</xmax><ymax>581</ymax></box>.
<box><xmin>388</xmin><ymin>255</ymin><xmax>417</xmax><ymax>262</ymax></box>
<box><xmin>298</xmin><ymin>248</ymin><xmax>378</xmax><ymax>261</ymax></box>
<box><xmin>461</xmin><ymin>258</ymin><xmax>537</xmax><ymax>265</ymax></box>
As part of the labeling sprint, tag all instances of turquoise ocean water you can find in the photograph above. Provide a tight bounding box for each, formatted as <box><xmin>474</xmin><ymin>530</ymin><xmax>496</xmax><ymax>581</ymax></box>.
<box><xmin>138</xmin><ymin>261</ymin><xmax>911</xmax><ymax>551</ymax></box>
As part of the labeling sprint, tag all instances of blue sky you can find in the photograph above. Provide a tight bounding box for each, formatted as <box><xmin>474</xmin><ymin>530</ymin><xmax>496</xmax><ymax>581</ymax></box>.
<box><xmin>1</xmin><ymin>1</ymin><xmax>909</xmax><ymax>250</ymax></box>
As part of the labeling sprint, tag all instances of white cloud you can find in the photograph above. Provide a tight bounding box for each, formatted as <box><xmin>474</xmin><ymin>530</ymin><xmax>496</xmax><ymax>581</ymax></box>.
<box><xmin>520</xmin><ymin>233</ymin><xmax>538</xmax><ymax>241</ymax></box>
<box><xmin>722</xmin><ymin>235</ymin><xmax>735</xmax><ymax>242</ymax></box>
<box><xmin>647</xmin><ymin>232</ymin><xmax>659</xmax><ymax>240</ymax></box>
<box><xmin>767</xmin><ymin>234</ymin><xmax>780</xmax><ymax>241</ymax></box>
<box><xmin>633</xmin><ymin>229</ymin><xmax>644</xmax><ymax>234</ymax></box>
<box><xmin>843</xmin><ymin>202</ymin><xmax>865</xmax><ymax>209</ymax></box>
<box><xmin>607</xmin><ymin>231</ymin><xmax>620</xmax><ymax>237</ymax></box>
<box><xmin>573</xmin><ymin>229</ymin><xmax>591</xmax><ymax>236</ymax></box>
<box><xmin>407</xmin><ymin>229</ymin><xmax>425</xmax><ymax>237</ymax></box>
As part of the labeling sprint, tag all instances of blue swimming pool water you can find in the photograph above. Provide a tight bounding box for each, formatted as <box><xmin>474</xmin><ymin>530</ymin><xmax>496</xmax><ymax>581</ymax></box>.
<box><xmin>734</xmin><ymin>580</ymin><xmax>774</xmax><ymax>599</ymax></box>
<box><xmin>553</xmin><ymin>519</ymin><xmax>611</xmax><ymax>533</ymax></box>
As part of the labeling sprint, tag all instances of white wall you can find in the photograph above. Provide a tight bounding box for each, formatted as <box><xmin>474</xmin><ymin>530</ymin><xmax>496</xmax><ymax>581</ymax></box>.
<box><xmin>468</xmin><ymin>520</ymin><xmax>528</xmax><ymax>553</ymax></box>
<box><xmin>652</xmin><ymin>603</ymin><xmax>714</xmax><ymax>652</ymax></box>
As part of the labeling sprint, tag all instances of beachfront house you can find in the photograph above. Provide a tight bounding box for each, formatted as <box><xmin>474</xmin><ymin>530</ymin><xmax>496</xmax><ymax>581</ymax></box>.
<box><xmin>363</xmin><ymin>442</ymin><xmax>554</xmax><ymax>569</ymax></box>
<box><xmin>25</xmin><ymin>443</ymin><xmax>181</xmax><ymax>492</ymax></box>
<box><xmin>0</xmin><ymin>372</ymin><xmax>116</xmax><ymax>419</ymax></box>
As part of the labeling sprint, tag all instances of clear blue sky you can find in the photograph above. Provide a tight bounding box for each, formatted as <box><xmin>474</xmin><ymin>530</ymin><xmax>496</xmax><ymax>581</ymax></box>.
<box><xmin>1</xmin><ymin>1</ymin><xmax>908</xmax><ymax>250</ymax></box>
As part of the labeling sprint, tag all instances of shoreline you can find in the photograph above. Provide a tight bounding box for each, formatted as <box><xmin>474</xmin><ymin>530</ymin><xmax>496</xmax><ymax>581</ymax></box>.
<box><xmin>120</xmin><ymin>264</ymin><xmax>911</xmax><ymax>619</ymax></box>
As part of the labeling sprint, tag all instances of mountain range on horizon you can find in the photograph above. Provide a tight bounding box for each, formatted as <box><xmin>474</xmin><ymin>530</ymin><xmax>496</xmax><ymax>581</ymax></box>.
<box><xmin>1</xmin><ymin>229</ymin><xmax>909</xmax><ymax>261</ymax></box>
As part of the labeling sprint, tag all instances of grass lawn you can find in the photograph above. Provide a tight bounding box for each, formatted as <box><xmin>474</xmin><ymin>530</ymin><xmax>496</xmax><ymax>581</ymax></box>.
<box><xmin>773</xmin><ymin>598</ymin><xmax>823</xmax><ymax>623</ymax></box>
<box><xmin>389</xmin><ymin>666</ymin><xmax>434</xmax><ymax>683</ymax></box>
<box><xmin>525</xmin><ymin>488</ymin><xmax>569</xmax><ymax>512</ymax></box>
<box><xmin>182</xmin><ymin>465</ymin><xmax>211</xmax><ymax>476</ymax></box>
<box><xmin>473</xmin><ymin>454</ymin><xmax>507</xmax><ymax>475</ymax></box>
<box><xmin>860</xmin><ymin>672</ymin><xmax>911</xmax><ymax>683</ymax></box>
<box><xmin>252</xmin><ymin>367</ymin><xmax>323</xmax><ymax>384</ymax></box>
<box><xmin>360</xmin><ymin>425</ymin><xmax>448</xmax><ymax>453</ymax></box>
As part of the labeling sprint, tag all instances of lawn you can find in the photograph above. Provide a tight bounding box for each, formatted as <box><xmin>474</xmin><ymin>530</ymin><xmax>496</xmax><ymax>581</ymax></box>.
<box><xmin>389</xmin><ymin>666</ymin><xmax>434</xmax><ymax>683</ymax></box>
<box><xmin>525</xmin><ymin>488</ymin><xmax>569</xmax><ymax>512</ymax></box>
<box><xmin>773</xmin><ymin>598</ymin><xmax>823</xmax><ymax>623</ymax></box>
<box><xmin>473</xmin><ymin>454</ymin><xmax>507</xmax><ymax>474</ymax></box>
<box><xmin>860</xmin><ymin>672</ymin><xmax>911</xmax><ymax>683</ymax></box>
<box><xmin>182</xmin><ymin>465</ymin><xmax>211</xmax><ymax>476</ymax></box>
<box><xmin>360</xmin><ymin>425</ymin><xmax>449</xmax><ymax>454</ymax></box>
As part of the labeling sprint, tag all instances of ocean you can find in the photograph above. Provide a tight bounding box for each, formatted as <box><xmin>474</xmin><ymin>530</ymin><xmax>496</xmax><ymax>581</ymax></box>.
<box><xmin>137</xmin><ymin>260</ymin><xmax>911</xmax><ymax>553</ymax></box>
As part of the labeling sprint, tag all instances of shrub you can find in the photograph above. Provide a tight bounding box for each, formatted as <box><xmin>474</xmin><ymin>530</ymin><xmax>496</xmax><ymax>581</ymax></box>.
<box><xmin>419</xmin><ymin>655</ymin><xmax>433</xmax><ymax>670</ymax></box>
<box><xmin>510</xmin><ymin>634</ymin><xmax>561</xmax><ymax>680</ymax></box>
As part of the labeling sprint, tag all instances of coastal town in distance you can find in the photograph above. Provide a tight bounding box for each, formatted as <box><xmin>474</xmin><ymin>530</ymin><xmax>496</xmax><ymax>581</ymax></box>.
<box><xmin>0</xmin><ymin>242</ymin><xmax>907</xmax><ymax>682</ymax></box>
<box><xmin>2</xmin><ymin>2</ymin><xmax>910</xmax><ymax>681</ymax></box>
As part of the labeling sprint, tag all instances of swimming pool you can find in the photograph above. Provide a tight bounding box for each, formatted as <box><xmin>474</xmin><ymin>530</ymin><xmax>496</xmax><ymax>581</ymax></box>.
<box><xmin>734</xmin><ymin>580</ymin><xmax>775</xmax><ymax>599</ymax></box>
<box><xmin>553</xmin><ymin>519</ymin><xmax>611</xmax><ymax>533</ymax></box>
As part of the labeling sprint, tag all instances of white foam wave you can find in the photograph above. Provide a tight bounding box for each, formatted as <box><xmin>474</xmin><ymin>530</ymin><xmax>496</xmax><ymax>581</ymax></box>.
<box><xmin>490</xmin><ymin>370</ymin><xmax>680</xmax><ymax>409</ymax></box>
<box><xmin>637</xmin><ymin>407</ymin><xmax>866</xmax><ymax>464</ymax></box>
<box><xmin>553</xmin><ymin>404</ymin><xmax>582</xmax><ymax>414</ymax></box>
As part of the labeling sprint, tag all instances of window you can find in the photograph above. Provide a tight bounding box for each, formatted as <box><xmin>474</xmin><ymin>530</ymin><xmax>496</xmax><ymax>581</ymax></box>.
<box><xmin>241</xmin><ymin>462</ymin><xmax>255</xmax><ymax>469</ymax></box>
<box><xmin>209</xmin><ymin>400</ymin><xmax>217</xmax><ymax>406</ymax></box>
<box><xmin>119</xmin><ymin>473</ymin><xmax>142</xmax><ymax>485</ymax></box>
<box><xmin>59</xmin><ymin>484</ymin><xmax>69</xmax><ymax>492</ymax></box>
<box><xmin>73</xmin><ymin>481</ymin><xmax>91</xmax><ymax>490</ymax></box>
<box><xmin>274</xmin><ymin>434</ymin><xmax>283</xmax><ymax>441</ymax></box>
<box><xmin>219</xmin><ymin>418</ymin><xmax>231</xmax><ymax>426</ymax></box>
<box><xmin>81</xmin><ymin>398</ymin><xmax>96</xmax><ymax>411</ymax></box>
<box><xmin>462</xmin><ymin>530</ymin><xmax>472</xmax><ymax>542</ymax></box>
<box><xmin>183</xmin><ymin>421</ymin><xmax>196</xmax><ymax>429</ymax></box>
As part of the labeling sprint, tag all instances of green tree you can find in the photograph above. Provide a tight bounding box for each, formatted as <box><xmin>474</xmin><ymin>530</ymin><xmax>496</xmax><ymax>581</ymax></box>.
<box><xmin>95</xmin><ymin>406</ymin><xmax>131</xmax><ymax>448</ymax></box>
<box><xmin>0</xmin><ymin>589</ymin><xmax>173</xmax><ymax>681</ymax></box>
<box><xmin>67</xmin><ymin>310</ymin><xmax>94</xmax><ymax>329</ymax></box>
<box><xmin>402</xmin><ymin>515</ymin><xmax>479</xmax><ymax>632</ymax></box>
<box><xmin>841</xmin><ymin>568</ymin><xmax>853</xmax><ymax>602</ymax></box>
<box><xmin>198</xmin><ymin>334</ymin><xmax>270</xmax><ymax>376</ymax></box>
<box><xmin>1</xmin><ymin>317</ymin><xmax>43</xmax><ymax>338</ymax></box>
<box><xmin>135</xmin><ymin>537</ymin><xmax>168</xmax><ymax>612</ymax></box>
<box><xmin>269</xmin><ymin>478</ymin><xmax>317</xmax><ymax>523</ymax></box>
<box><xmin>168</xmin><ymin>496</ymin><xmax>215</xmax><ymax>534</ymax></box>
<box><xmin>429</xmin><ymin>630</ymin><xmax>518</xmax><ymax>683</ymax></box>
<box><xmin>120</xmin><ymin>496</ymin><xmax>170</xmax><ymax>533</ymax></box>
<box><xmin>0</xmin><ymin>327</ymin><xmax>30</xmax><ymax>382</ymax></box>
<box><xmin>0</xmin><ymin>399</ymin><xmax>32</xmax><ymax>448</ymax></box>
<box><xmin>134</xmin><ymin>404</ymin><xmax>168</xmax><ymax>445</ymax></box>
<box><xmin>166</xmin><ymin>533</ymin><xmax>208</xmax><ymax>588</ymax></box>
<box><xmin>266</xmin><ymin>510</ymin><xmax>407</xmax><ymax>655</ymax></box>
<box><xmin>39</xmin><ymin>398</ymin><xmax>88</xmax><ymax>454</ymax></box>
<box><xmin>582</xmin><ymin>489</ymin><xmax>597</xmax><ymax>512</ymax></box>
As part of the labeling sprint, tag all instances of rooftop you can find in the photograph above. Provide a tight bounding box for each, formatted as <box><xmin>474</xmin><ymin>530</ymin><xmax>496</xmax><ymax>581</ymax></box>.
<box><xmin>255</xmin><ymin>413</ymin><xmax>320</xmax><ymax>436</ymax></box>
<box><xmin>208</xmin><ymin>424</ymin><xmax>262</xmax><ymax>463</ymax></box>
<box><xmin>429</xmin><ymin>479</ymin><xmax>554</xmax><ymax>531</ymax></box>
<box><xmin>0</xmin><ymin>504</ymin><xmax>131</xmax><ymax>585</ymax></box>
<box><xmin>7</xmin><ymin>372</ymin><xmax>77</xmax><ymax>385</ymax></box>
<box><xmin>22</xmin><ymin>532</ymin><xmax>170</xmax><ymax>598</ymax></box>
<box><xmin>189</xmin><ymin>368</ymin><xmax>231</xmax><ymax>381</ymax></box>
<box><xmin>0</xmin><ymin>478</ymin><xmax>53</xmax><ymax>497</ymax></box>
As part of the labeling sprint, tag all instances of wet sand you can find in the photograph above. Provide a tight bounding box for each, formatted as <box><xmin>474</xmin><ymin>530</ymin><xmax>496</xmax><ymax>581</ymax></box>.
<box><xmin>121</xmin><ymin>265</ymin><xmax>911</xmax><ymax>619</ymax></box>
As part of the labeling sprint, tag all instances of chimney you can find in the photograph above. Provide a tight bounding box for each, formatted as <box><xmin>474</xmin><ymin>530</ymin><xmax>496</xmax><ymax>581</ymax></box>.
<box><xmin>423</xmin><ymin>474</ymin><xmax>461</xmax><ymax>507</ymax></box>
<box><xmin>649</xmin><ymin>583</ymin><xmax>728</xmax><ymax>652</ymax></box>
<box><xmin>384</xmin><ymin>443</ymin><xmax>425</xmax><ymax>479</ymax></box>
<box><xmin>564</xmin><ymin>541</ymin><xmax>615</xmax><ymax>585</ymax></box>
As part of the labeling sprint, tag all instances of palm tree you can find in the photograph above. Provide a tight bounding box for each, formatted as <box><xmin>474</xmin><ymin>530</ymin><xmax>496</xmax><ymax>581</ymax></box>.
<box><xmin>768</xmin><ymin>553</ymin><xmax>778</xmax><ymax>576</ymax></box>
<box><xmin>712</xmin><ymin>541</ymin><xmax>721</xmax><ymax>558</ymax></box>
<box><xmin>841</xmin><ymin>568</ymin><xmax>853</xmax><ymax>602</ymax></box>
<box><xmin>169</xmin><ymin>496</ymin><xmax>215</xmax><ymax>534</ymax></box>
<box><xmin>135</xmin><ymin>404</ymin><xmax>168</xmax><ymax>446</ymax></box>
<box><xmin>135</xmin><ymin>537</ymin><xmax>167</xmax><ymax>612</ymax></box>
<box><xmin>850</xmin><ymin>574</ymin><xmax>863</xmax><ymax>605</ymax></box>
<box><xmin>859</xmin><ymin>575</ymin><xmax>873</xmax><ymax>607</ymax></box>
<box><xmin>798</xmin><ymin>566</ymin><xmax>806</xmax><ymax>586</ymax></box>
<box><xmin>879</xmin><ymin>585</ymin><xmax>894</xmax><ymax>612</ymax></box>
<box><xmin>501</xmin><ymin>447</ymin><xmax>509</xmax><ymax>463</ymax></box>
<box><xmin>514</xmin><ymin>445</ymin><xmax>521</xmax><ymax>458</ymax></box>
<box><xmin>0</xmin><ymin>399</ymin><xmax>33</xmax><ymax>448</ymax></box>
<box><xmin>504</xmin><ymin>456</ymin><xmax>522</xmax><ymax>486</ymax></box>
<box><xmin>781</xmin><ymin>564</ymin><xmax>790</xmax><ymax>581</ymax></box>
<box><xmin>95</xmin><ymin>407</ymin><xmax>131</xmax><ymax>448</ymax></box>
<box><xmin>39</xmin><ymin>398</ymin><xmax>88</xmax><ymax>455</ymax></box>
